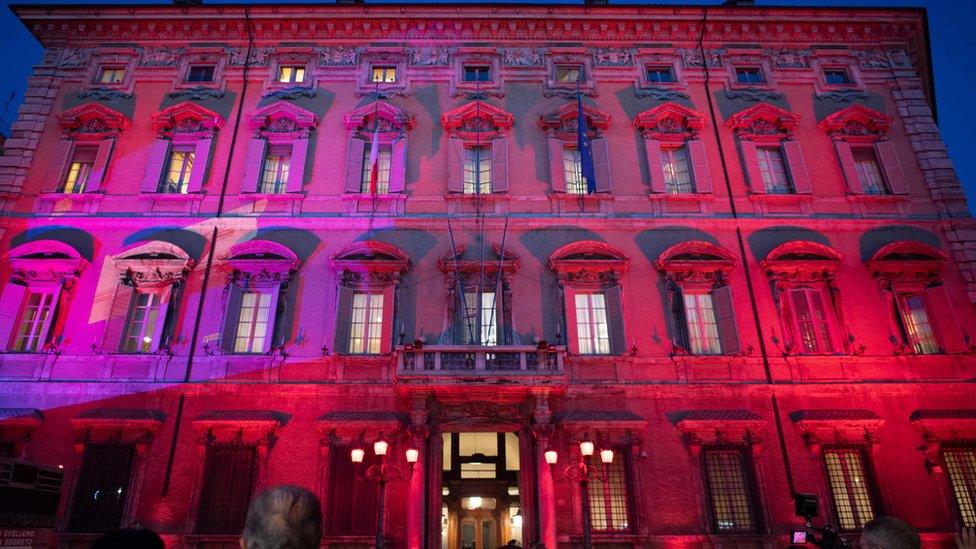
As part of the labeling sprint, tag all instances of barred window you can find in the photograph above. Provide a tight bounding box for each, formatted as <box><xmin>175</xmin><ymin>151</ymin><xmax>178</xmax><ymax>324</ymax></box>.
<box><xmin>823</xmin><ymin>447</ymin><xmax>876</xmax><ymax>531</ymax></box>
<box><xmin>943</xmin><ymin>447</ymin><xmax>976</xmax><ymax>527</ymax></box>
<box><xmin>68</xmin><ymin>444</ymin><xmax>135</xmax><ymax>533</ymax></box>
<box><xmin>196</xmin><ymin>443</ymin><xmax>257</xmax><ymax>534</ymax></box>
<box><xmin>702</xmin><ymin>447</ymin><xmax>760</xmax><ymax>534</ymax></box>
<box><xmin>588</xmin><ymin>456</ymin><xmax>630</xmax><ymax>532</ymax></box>
<box><xmin>327</xmin><ymin>448</ymin><xmax>378</xmax><ymax>535</ymax></box>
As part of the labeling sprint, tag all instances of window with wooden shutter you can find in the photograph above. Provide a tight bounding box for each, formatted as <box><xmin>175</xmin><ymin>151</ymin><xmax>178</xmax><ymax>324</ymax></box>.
<box><xmin>103</xmin><ymin>283</ymin><xmax>136</xmax><ymax>353</ymax></box>
<box><xmin>49</xmin><ymin>103</ymin><xmax>129</xmax><ymax>194</ymax></box>
<box><xmin>0</xmin><ymin>282</ymin><xmax>28</xmax><ymax>351</ymax></box>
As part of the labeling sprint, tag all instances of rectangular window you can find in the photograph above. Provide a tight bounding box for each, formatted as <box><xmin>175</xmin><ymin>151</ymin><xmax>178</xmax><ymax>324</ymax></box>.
<box><xmin>260</xmin><ymin>146</ymin><xmax>291</xmax><ymax>194</ymax></box>
<box><xmin>234</xmin><ymin>290</ymin><xmax>274</xmax><ymax>354</ymax></box>
<box><xmin>588</xmin><ymin>456</ymin><xmax>630</xmax><ymax>532</ymax></box>
<box><xmin>160</xmin><ymin>148</ymin><xmax>195</xmax><ymax>194</ymax></box>
<box><xmin>463</xmin><ymin>147</ymin><xmax>492</xmax><ymax>194</ymax></box>
<box><xmin>68</xmin><ymin>444</ymin><xmax>135</xmax><ymax>533</ymax></box>
<box><xmin>96</xmin><ymin>67</ymin><xmax>126</xmax><ymax>85</ymax></box>
<box><xmin>575</xmin><ymin>292</ymin><xmax>610</xmax><ymax>355</ymax></box>
<box><xmin>327</xmin><ymin>448</ymin><xmax>378</xmax><ymax>534</ymax></box>
<box><xmin>196</xmin><ymin>443</ymin><xmax>257</xmax><ymax>534</ymax></box>
<box><xmin>371</xmin><ymin>66</ymin><xmax>397</xmax><ymax>83</ymax></box>
<box><xmin>461</xmin><ymin>289</ymin><xmax>497</xmax><ymax>346</ymax></box>
<box><xmin>852</xmin><ymin>147</ymin><xmax>888</xmax><ymax>195</ymax></box>
<box><xmin>562</xmin><ymin>147</ymin><xmax>586</xmax><ymax>195</ymax></box>
<box><xmin>11</xmin><ymin>291</ymin><xmax>56</xmax><ymax>352</ymax></box>
<box><xmin>897</xmin><ymin>293</ymin><xmax>940</xmax><ymax>355</ymax></box>
<box><xmin>278</xmin><ymin>65</ymin><xmax>306</xmax><ymax>84</ymax></box>
<box><xmin>60</xmin><ymin>146</ymin><xmax>97</xmax><ymax>193</ymax></box>
<box><xmin>661</xmin><ymin>146</ymin><xmax>695</xmax><ymax>194</ymax></box>
<box><xmin>121</xmin><ymin>291</ymin><xmax>163</xmax><ymax>354</ymax></box>
<box><xmin>789</xmin><ymin>287</ymin><xmax>836</xmax><ymax>355</ymax></box>
<box><xmin>187</xmin><ymin>65</ymin><xmax>215</xmax><ymax>83</ymax></box>
<box><xmin>823</xmin><ymin>447</ymin><xmax>877</xmax><ymax>531</ymax></box>
<box><xmin>645</xmin><ymin>65</ymin><xmax>676</xmax><ymax>83</ymax></box>
<box><xmin>683</xmin><ymin>292</ymin><xmax>722</xmax><ymax>355</ymax></box>
<box><xmin>735</xmin><ymin>67</ymin><xmax>765</xmax><ymax>85</ymax></box>
<box><xmin>943</xmin><ymin>446</ymin><xmax>976</xmax><ymax>527</ymax></box>
<box><xmin>555</xmin><ymin>65</ymin><xmax>582</xmax><ymax>83</ymax></box>
<box><xmin>756</xmin><ymin>147</ymin><xmax>793</xmax><ymax>194</ymax></box>
<box><xmin>702</xmin><ymin>447</ymin><xmax>760</xmax><ymax>534</ymax></box>
<box><xmin>360</xmin><ymin>144</ymin><xmax>392</xmax><ymax>194</ymax></box>
<box><xmin>824</xmin><ymin>69</ymin><xmax>852</xmax><ymax>85</ymax></box>
<box><xmin>463</xmin><ymin>66</ymin><xmax>491</xmax><ymax>82</ymax></box>
<box><xmin>349</xmin><ymin>291</ymin><xmax>384</xmax><ymax>355</ymax></box>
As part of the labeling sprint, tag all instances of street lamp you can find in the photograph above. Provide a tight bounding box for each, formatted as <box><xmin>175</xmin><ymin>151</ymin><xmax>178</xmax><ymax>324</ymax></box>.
<box><xmin>545</xmin><ymin>433</ymin><xmax>613</xmax><ymax>549</ymax></box>
<box><xmin>351</xmin><ymin>433</ymin><xmax>419</xmax><ymax>549</ymax></box>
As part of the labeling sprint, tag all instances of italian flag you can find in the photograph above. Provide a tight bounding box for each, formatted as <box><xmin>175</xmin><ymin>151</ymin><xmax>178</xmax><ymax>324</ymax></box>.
<box><xmin>367</xmin><ymin>124</ymin><xmax>381</xmax><ymax>194</ymax></box>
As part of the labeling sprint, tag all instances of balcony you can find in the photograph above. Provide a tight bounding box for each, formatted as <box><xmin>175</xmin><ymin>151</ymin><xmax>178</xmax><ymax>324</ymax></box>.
<box><xmin>396</xmin><ymin>345</ymin><xmax>565</xmax><ymax>376</ymax></box>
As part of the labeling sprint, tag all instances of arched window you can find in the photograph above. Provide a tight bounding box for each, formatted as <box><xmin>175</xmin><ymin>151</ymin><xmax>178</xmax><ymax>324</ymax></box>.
<box><xmin>342</xmin><ymin>101</ymin><xmax>416</xmax><ymax>195</ymax></box>
<box><xmin>103</xmin><ymin>241</ymin><xmax>194</xmax><ymax>354</ymax></box>
<box><xmin>549</xmin><ymin>241</ymin><xmax>628</xmax><ymax>355</ymax></box>
<box><xmin>655</xmin><ymin>241</ymin><xmax>738</xmax><ymax>355</ymax></box>
<box><xmin>329</xmin><ymin>241</ymin><xmax>409</xmax><ymax>355</ymax></box>
<box><xmin>865</xmin><ymin>241</ymin><xmax>963</xmax><ymax>354</ymax></box>
<box><xmin>728</xmin><ymin>104</ymin><xmax>810</xmax><ymax>195</ymax></box>
<box><xmin>43</xmin><ymin>103</ymin><xmax>130</xmax><ymax>194</ymax></box>
<box><xmin>761</xmin><ymin>241</ymin><xmax>845</xmax><ymax>356</ymax></box>
<box><xmin>539</xmin><ymin>103</ymin><xmax>612</xmax><ymax>195</ymax></box>
<box><xmin>818</xmin><ymin>105</ymin><xmax>908</xmax><ymax>196</ymax></box>
<box><xmin>635</xmin><ymin>102</ymin><xmax>712</xmax><ymax>195</ymax></box>
<box><xmin>219</xmin><ymin>241</ymin><xmax>300</xmax><ymax>355</ymax></box>
<box><xmin>0</xmin><ymin>240</ymin><xmax>88</xmax><ymax>352</ymax></box>
<box><xmin>143</xmin><ymin>101</ymin><xmax>224</xmax><ymax>194</ymax></box>
<box><xmin>242</xmin><ymin>102</ymin><xmax>318</xmax><ymax>194</ymax></box>
<box><xmin>441</xmin><ymin>101</ymin><xmax>514</xmax><ymax>195</ymax></box>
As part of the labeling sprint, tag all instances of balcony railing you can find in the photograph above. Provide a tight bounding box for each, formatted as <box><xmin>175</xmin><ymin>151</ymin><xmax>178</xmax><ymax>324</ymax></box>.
<box><xmin>397</xmin><ymin>345</ymin><xmax>564</xmax><ymax>375</ymax></box>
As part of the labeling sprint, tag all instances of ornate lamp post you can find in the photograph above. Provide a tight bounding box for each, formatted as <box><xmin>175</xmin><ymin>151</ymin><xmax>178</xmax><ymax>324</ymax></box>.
<box><xmin>544</xmin><ymin>433</ymin><xmax>613</xmax><ymax>549</ymax></box>
<box><xmin>351</xmin><ymin>433</ymin><xmax>419</xmax><ymax>549</ymax></box>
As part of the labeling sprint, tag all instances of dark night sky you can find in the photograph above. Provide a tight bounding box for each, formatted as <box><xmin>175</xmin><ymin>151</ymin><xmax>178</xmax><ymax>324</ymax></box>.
<box><xmin>1</xmin><ymin>0</ymin><xmax>973</xmax><ymax>213</ymax></box>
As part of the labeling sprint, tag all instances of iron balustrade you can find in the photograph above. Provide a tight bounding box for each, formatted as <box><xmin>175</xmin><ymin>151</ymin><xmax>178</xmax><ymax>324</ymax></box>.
<box><xmin>397</xmin><ymin>345</ymin><xmax>564</xmax><ymax>374</ymax></box>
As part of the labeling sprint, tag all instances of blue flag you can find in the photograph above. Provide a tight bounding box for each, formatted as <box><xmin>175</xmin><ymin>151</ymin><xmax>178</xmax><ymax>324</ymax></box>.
<box><xmin>577</xmin><ymin>92</ymin><xmax>597</xmax><ymax>194</ymax></box>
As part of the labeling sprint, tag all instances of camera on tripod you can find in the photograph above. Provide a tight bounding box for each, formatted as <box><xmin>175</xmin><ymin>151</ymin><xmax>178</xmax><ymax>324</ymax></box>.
<box><xmin>791</xmin><ymin>493</ymin><xmax>848</xmax><ymax>548</ymax></box>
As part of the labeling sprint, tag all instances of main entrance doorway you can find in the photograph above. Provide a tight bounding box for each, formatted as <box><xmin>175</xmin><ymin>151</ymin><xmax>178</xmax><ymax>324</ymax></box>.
<box><xmin>440</xmin><ymin>432</ymin><xmax>522</xmax><ymax>549</ymax></box>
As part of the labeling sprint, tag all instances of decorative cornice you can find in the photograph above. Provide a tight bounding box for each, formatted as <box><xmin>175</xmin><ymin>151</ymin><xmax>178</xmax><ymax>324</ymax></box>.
<box><xmin>634</xmin><ymin>87</ymin><xmax>690</xmax><ymax>100</ymax></box>
<box><xmin>168</xmin><ymin>86</ymin><xmax>225</xmax><ymax>100</ymax></box>
<box><xmin>77</xmin><ymin>88</ymin><xmax>133</xmax><ymax>101</ymax></box>
<box><xmin>263</xmin><ymin>86</ymin><xmax>317</xmax><ymax>100</ymax></box>
<box><xmin>724</xmin><ymin>87</ymin><xmax>784</xmax><ymax>102</ymax></box>
<box><xmin>815</xmin><ymin>89</ymin><xmax>872</xmax><ymax>103</ymax></box>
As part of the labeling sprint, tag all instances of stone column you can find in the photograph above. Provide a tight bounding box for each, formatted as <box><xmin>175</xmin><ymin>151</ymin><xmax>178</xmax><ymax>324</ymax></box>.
<box><xmin>407</xmin><ymin>426</ymin><xmax>429</xmax><ymax>549</ymax></box>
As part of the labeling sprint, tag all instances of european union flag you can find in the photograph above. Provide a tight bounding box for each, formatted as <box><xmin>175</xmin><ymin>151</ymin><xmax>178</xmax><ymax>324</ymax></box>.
<box><xmin>577</xmin><ymin>92</ymin><xmax>597</xmax><ymax>194</ymax></box>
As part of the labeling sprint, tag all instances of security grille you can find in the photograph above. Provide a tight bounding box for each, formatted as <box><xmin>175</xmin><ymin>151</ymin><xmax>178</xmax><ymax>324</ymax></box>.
<box><xmin>195</xmin><ymin>443</ymin><xmax>257</xmax><ymax>534</ymax></box>
<box><xmin>702</xmin><ymin>447</ymin><xmax>760</xmax><ymax>534</ymax></box>
<box><xmin>327</xmin><ymin>448</ymin><xmax>378</xmax><ymax>535</ymax></box>
<box><xmin>588</xmin><ymin>456</ymin><xmax>630</xmax><ymax>532</ymax></box>
<box><xmin>822</xmin><ymin>447</ymin><xmax>876</xmax><ymax>531</ymax></box>
<box><xmin>943</xmin><ymin>446</ymin><xmax>976</xmax><ymax>527</ymax></box>
<box><xmin>68</xmin><ymin>444</ymin><xmax>135</xmax><ymax>533</ymax></box>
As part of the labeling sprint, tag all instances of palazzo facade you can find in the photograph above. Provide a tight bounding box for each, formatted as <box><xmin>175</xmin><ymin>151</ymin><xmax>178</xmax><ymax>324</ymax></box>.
<box><xmin>1</xmin><ymin>2</ymin><xmax>975</xmax><ymax>548</ymax></box>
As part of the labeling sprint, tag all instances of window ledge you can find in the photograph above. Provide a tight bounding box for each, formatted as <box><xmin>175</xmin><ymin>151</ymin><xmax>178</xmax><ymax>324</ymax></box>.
<box><xmin>549</xmin><ymin>192</ymin><xmax>614</xmax><ymax>201</ymax></box>
<box><xmin>747</xmin><ymin>193</ymin><xmax>811</xmax><ymax>203</ymax></box>
<box><xmin>140</xmin><ymin>192</ymin><xmax>205</xmax><ymax>201</ymax></box>
<box><xmin>342</xmin><ymin>192</ymin><xmax>406</xmax><ymax>202</ymax></box>
<box><xmin>37</xmin><ymin>191</ymin><xmax>103</xmax><ymax>202</ymax></box>
<box><xmin>845</xmin><ymin>193</ymin><xmax>909</xmax><ymax>204</ymax></box>
<box><xmin>648</xmin><ymin>192</ymin><xmax>714</xmax><ymax>202</ymax></box>
<box><xmin>240</xmin><ymin>192</ymin><xmax>305</xmax><ymax>202</ymax></box>
<box><xmin>35</xmin><ymin>192</ymin><xmax>104</xmax><ymax>215</ymax></box>
<box><xmin>444</xmin><ymin>192</ymin><xmax>512</xmax><ymax>201</ymax></box>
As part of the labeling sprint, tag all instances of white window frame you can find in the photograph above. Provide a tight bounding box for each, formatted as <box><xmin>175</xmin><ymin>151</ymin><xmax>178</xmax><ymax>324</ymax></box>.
<box><xmin>277</xmin><ymin>65</ymin><xmax>307</xmax><ymax>84</ymax></box>
<box><xmin>460</xmin><ymin>288</ymin><xmax>497</xmax><ymax>346</ymax></box>
<box><xmin>661</xmin><ymin>145</ymin><xmax>695</xmax><ymax>194</ymax></box>
<box><xmin>260</xmin><ymin>147</ymin><xmax>292</xmax><ymax>194</ymax></box>
<box><xmin>11</xmin><ymin>288</ymin><xmax>58</xmax><ymax>353</ymax></box>
<box><xmin>683</xmin><ymin>291</ymin><xmax>722</xmax><ymax>355</ymax></box>
<box><xmin>574</xmin><ymin>291</ymin><xmax>610</xmax><ymax>355</ymax></box>
<box><xmin>562</xmin><ymin>147</ymin><xmax>586</xmax><ymax>195</ymax></box>
<box><xmin>349</xmin><ymin>291</ymin><xmax>386</xmax><ymax>354</ymax></box>
<box><xmin>463</xmin><ymin>146</ymin><xmax>492</xmax><ymax>195</ymax></box>
<box><xmin>896</xmin><ymin>292</ymin><xmax>940</xmax><ymax>355</ymax></box>
<box><xmin>96</xmin><ymin>66</ymin><xmax>126</xmax><ymax>85</ymax></box>
<box><xmin>121</xmin><ymin>289</ymin><xmax>167</xmax><ymax>354</ymax></box>
<box><xmin>186</xmin><ymin>65</ymin><xmax>216</xmax><ymax>84</ymax></box>
<box><xmin>371</xmin><ymin>65</ymin><xmax>398</xmax><ymax>84</ymax></box>
<box><xmin>756</xmin><ymin>146</ymin><xmax>793</xmax><ymax>194</ymax></box>
<box><xmin>233</xmin><ymin>288</ymin><xmax>276</xmax><ymax>354</ymax></box>
<box><xmin>161</xmin><ymin>147</ymin><xmax>196</xmax><ymax>194</ymax></box>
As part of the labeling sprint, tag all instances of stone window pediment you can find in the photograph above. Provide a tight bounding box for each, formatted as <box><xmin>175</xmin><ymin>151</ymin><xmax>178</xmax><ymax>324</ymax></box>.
<box><xmin>761</xmin><ymin>240</ymin><xmax>842</xmax><ymax>283</ymax></box>
<box><xmin>670</xmin><ymin>409</ymin><xmax>766</xmax><ymax>456</ymax></box>
<box><xmin>655</xmin><ymin>241</ymin><xmax>735</xmax><ymax>287</ymax></box>
<box><xmin>240</xmin><ymin>102</ymin><xmax>319</xmax><ymax>195</ymax></box>
<box><xmin>789</xmin><ymin>409</ymin><xmax>883</xmax><ymax>455</ymax></box>
<box><xmin>248</xmin><ymin>101</ymin><xmax>318</xmax><ymax>140</ymax></box>
<box><xmin>152</xmin><ymin>101</ymin><xmax>225</xmax><ymax>140</ymax></box>
<box><xmin>437</xmin><ymin>244</ymin><xmax>519</xmax><ymax>277</ymax></box>
<box><xmin>342</xmin><ymin>101</ymin><xmax>415</xmax><ymax>196</ymax></box>
<box><xmin>344</xmin><ymin>100</ymin><xmax>417</xmax><ymax>138</ymax></box>
<box><xmin>865</xmin><ymin>241</ymin><xmax>948</xmax><ymax>287</ymax></box>
<box><xmin>727</xmin><ymin>103</ymin><xmax>799</xmax><ymax>143</ymax></box>
<box><xmin>818</xmin><ymin>104</ymin><xmax>892</xmax><ymax>143</ymax></box>
<box><xmin>636</xmin><ymin>103</ymin><xmax>713</xmax><ymax>196</ymax></box>
<box><xmin>330</xmin><ymin>240</ymin><xmax>410</xmax><ymax>286</ymax></box>
<box><xmin>70</xmin><ymin>408</ymin><xmax>165</xmax><ymax>451</ymax></box>
<box><xmin>549</xmin><ymin>240</ymin><xmax>628</xmax><ymax>285</ymax></box>
<box><xmin>441</xmin><ymin>101</ymin><xmax>514</xmax><ymax>141</ymax></box>
<box><xmin>539</xmin><ymin>102</ymin><xmax>611</xmax><ymax>140</ymax></box>
<box><xmin>7</xmin><ymin>240</ymin><xmax>88</xmax><ymax>286</ymax></box>
<box><xmin>114</xmin><ymin>240</ymin><xmax>195</xmax><ymax>287</ymax></box>
<box><xmin>818</xmin><ymin>105</ymin><xmax>908</xmax><ymax>196</ymax></box>
<box><xmin>192</xmin><ymin>410</ymin><xmax>289</xmax><ymax>445</ymax></box>
<box><xmin>634</xmin><ymin>102</ymin><xmax>705</xmax><ymax>143</ymax></box>
<box><xmin>57</xmin><ymin>103</ymin><xmax>130</xmax><ymax>140</ymax></box>
<box><xmin>223</xmin><ymin>240</ymin><xmax>300</xmax><ymax>288</ymax></box>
